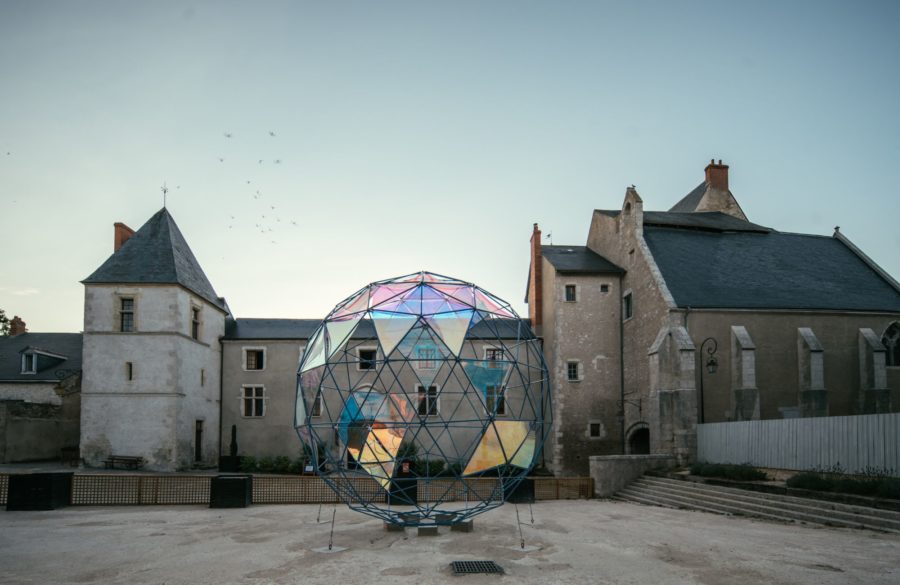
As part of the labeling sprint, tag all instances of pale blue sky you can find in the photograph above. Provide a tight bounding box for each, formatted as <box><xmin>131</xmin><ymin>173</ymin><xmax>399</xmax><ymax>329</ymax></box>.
<box><xmin>1</xmin><ymin>1</ymin><xmax>898</xmax><ymax>332</ymax></box>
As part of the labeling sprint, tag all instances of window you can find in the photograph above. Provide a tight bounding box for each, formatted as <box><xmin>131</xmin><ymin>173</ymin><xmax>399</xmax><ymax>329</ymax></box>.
<box><xmin>623</xmin><ymin>292</ymin><xmax>633</xmax><ymax>320</ymax></box>
<box><xmin>486</xmin><ymin>385</ymin><xmax>506</xmax><ymax>415</ymax></box>
<box><xmin>600</xmin><ymin>284</ymin><xmax>610</xmax><ymax>293</ymax></box>
<box><xmin>358</xmin><ymin>348</ymin><xmax>377</xmax><ymax>370</ymax></box>
<box><xmin>21</xmin><ymin>353</ymin><xmax>36</xmax><ymax>374</ymax></box>
<box><xmin>200</xmin><ymin>368</ymin><xmax>205</xmax><ymax>386</ymax></box>
<box><xmin>120</xmin><ymin>298</ymin><xmax>135</xmax><ymax>332</ymax></box>
<box><xmin>191</xmin><ymin>307</ymin><xmax>201</xmax><ymax>340</ymax></box>
<box><xmin>417</xmin><ymin>347</ymin><xmax>437</xmax><ymax>370</ymax></box>
<box><xmin>242</xmin><ymin>386</ymin><xmax>266</xmax><ymax>417</ymax></box>
<box><xmin>883</xmin><ymin>322</ymin><xmax>900</xmax><ymax>367</ymax></box>
<box><xmin>244</xmin><ymin>348</ymin><xmax>265</xmax><ymax>370</ymax></box>
<box><xmin>567</xmin><ymin>360</ymin><xmax>581</xmax><ymax>382</ymax></box>
<box><xmin>485</xmin><ymin>347</ymin><xmax>504</xmax><ymax>368</ymax></box>
<box><xmin>417</xmin><ymin>385</ymin><xmax>439</xmax><ymax>416</ymax></box>
<box><xmin>564</xmin><ymin>284</ymin><xmax>577</xmax><ymax>302</ymax></box>
<box><xmin>589</xmin><ymin>422</ymin><xmax>602</xmax><ymax>438</ymax></box>
<box><xmin>311</xmin><ymin>393</ymin><xmax>323</xmax><ymax>417</ymax></box>
<box><xmin>126</xmin><ymin>362</ymin><xmax>134</xmax><ymax>381</ymax></box>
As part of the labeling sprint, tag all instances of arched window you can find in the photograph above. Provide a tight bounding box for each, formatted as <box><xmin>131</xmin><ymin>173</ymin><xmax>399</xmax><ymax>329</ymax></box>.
<box><xmin>883</xmin><ymin>322</ymin><xmax>900</xmax><ymax>367</ymax></box>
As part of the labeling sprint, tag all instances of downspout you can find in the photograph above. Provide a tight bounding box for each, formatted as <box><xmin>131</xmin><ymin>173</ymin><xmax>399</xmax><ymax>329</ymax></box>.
<box><xmin>218</xmin><ymin>336</ymin><xmax>224</xmax><ymax>462</ymax></box>
<box><xmin>619</xmin><ymin>273</ymin><xmax>626</xmax><ymax>454</ymax></box>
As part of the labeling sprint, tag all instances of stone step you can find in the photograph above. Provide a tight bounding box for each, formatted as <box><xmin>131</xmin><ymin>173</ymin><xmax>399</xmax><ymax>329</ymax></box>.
<box><xmin>634</xmin><ymin>477</ymin><xmax>900</xmax><ymax>531</ymax></box>
<box><xmin>638</xmin><ymin>475</ymin><xmax>900</xmax><ymax>523</ymax></box>
<box><xmin>618</xmin><ymin>482</ymin><xmax>899</xmax><ymax>533</ymax></box>
<box><xmin>614</xmin><ymin>489</ymin><xmax>802</xmax><ymax>526</ymax></box>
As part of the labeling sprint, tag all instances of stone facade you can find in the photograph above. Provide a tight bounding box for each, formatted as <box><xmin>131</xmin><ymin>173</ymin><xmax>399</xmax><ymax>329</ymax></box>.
<box><xmin>221</xmin><ymin>339</ymin><xmax>304</xmax><ymax>460</ymax></box>
<box><xmin>538</xmin><ymin>262</ymin><xmax>622</xmax><ymax>476</ymax></box>
<box><xmin>530</xmin><ymin>162</ymin><xmax>900</xmax><ymax>473</ymax></box>
<box><xmin>80</xmin><ymin>284</ymin><xmax>224</xmax><ymax>471</ymax></box>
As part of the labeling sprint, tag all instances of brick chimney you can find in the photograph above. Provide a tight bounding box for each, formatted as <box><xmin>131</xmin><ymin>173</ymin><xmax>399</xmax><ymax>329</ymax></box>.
<box><xmin>704</xmin><ymin>159</ymin><xmax>729</xmax><ymax>191</ymax></box>
<box><xmin>9</xmin><ymin>316</ymin><xmax>27</xmax><ymax>336</ymax></box>
<box><xmin>114</xmin><ymin>222</ymin><xmax>135</xmax><ymax>252</ymax></box>
<box><xmin>528</xmin><ymin>223</ymin><xmax>543</xmax><ymax>328</ymax></box>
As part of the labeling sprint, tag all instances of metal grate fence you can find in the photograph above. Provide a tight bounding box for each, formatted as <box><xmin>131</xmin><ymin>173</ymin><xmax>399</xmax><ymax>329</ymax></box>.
<box><xmin>0</xmin><ymin>474</ymin><xmax>592</xmax><ymax>506</ymax></box>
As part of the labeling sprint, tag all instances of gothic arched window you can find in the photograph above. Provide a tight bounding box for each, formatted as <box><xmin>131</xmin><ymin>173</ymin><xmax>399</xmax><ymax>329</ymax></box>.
<box><xmin>883</xmin><ymin>322</ymin><xmax>900</xmax><ymax>367</ymax></box>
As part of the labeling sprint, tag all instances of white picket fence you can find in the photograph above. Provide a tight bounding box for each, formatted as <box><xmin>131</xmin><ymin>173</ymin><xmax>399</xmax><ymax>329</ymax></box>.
<box><xmin>697</xmin><ymin>413</ymin><xmax>900</xmax><ymax>476</ymax></box>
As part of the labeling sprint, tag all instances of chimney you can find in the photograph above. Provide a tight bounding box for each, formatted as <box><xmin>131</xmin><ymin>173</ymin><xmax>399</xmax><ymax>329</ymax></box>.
<box><xmin>528</xmin><ymin>223</ymin><xmax>543</xmax><ymax>328</ymax></box>
<box><xmin>114</xmin><ymin>222</ymin><xmax>135</xmax><ymax>252</ymax></box>
<box><xmin>704</xmin><ymin>158</ymin><xmax>729</xmax><ymax>191</ymax></box>
<box><xmin>9</xmin><ymin>316</ymin><xmax>27</xmax><ymax>336</ymax></box>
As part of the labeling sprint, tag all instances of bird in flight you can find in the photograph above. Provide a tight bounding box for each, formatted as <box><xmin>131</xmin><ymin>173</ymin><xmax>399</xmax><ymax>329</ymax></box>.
<box><xmin>269</xmin><ymin>131</ymin><xmax>276</xmax><ymax>137</ymax></box>
<box><xmin>274</xmin><ymin>159</ymin><xmax>282</xmax><ymax>164</ymax></box>
<box><xmin>291</xmin><ymin>220</ymin><xmax>298</xmax><ymax>227</ymax></box>
<box><xmin>258</xmin><ymin>159</ymin><xmax>263</xmax><ymax>164</ymax></box>
<box><xmin>224</xmin><ymin>132</ymin><xmax>233</xmax><ymax>138</ymax></box>
<box><xmin>270</xmin><ymin>205</ymin><xmax>275</xmax><ymax>210</ymax></box>
<box><xmin>218</xmin><ymin>157</ymin><xmax>224</xmax><ymax>163</ymax></box>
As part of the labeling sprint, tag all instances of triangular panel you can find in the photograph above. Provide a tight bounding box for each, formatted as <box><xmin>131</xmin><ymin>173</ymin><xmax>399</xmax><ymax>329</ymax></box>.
<box><xmin>371</xmin><ymin>311</ymin><xmax>418</xmax><ymax>356</ymax></box>
<box><xmin>425</xmin><ymin>309</ymin><xmax>473</xmax><ymax>357</ymax></box>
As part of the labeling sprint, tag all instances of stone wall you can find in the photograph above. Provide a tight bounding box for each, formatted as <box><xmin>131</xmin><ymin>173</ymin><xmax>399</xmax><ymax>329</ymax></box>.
<box><xmin>683</xmin><ymin>310</ymin><xmax>900</xmax><ymax>421</ymax></box>
<box><xmin>585</xmin><ymin>191</ymin><xmax>676</xmax><ymax>461</ymax></box>
<box><xmin>540</xmin><ymin>260</ymin><xmax>622</xmax><ymax>476</ymax></box>
<box><xmin>81</xmin><ymin>284</ymin><xmax>224</xmax><ymax>471</ymax></box>
<box><xmin>589</xmin><ymin>454</ymin><xmax>677</xmax><ymax>497</ymax></box>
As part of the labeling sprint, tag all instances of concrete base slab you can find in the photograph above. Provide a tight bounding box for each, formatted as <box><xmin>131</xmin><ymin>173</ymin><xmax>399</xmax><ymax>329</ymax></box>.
<box><xmin>510</xmin><ymin>544</ymin><xmax>542</xmax><ymax>552</ymax></box>
<box><xmin>451</xmin><ymin>520</ymin><xmax>474</xmax><ymax>532</ymax></box>
<box><xmin>384</xmin><ymin>522</ymin><xmax>405</xmax><ymax>532</ymax></box>
<box><xmin>417</xmin><ymin>526</ymin><xmax>439</xmax><ymax>536</ymax></box>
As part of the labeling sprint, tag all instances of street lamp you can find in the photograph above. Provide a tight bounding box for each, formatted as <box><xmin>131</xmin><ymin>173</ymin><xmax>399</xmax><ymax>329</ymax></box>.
<box><xmin>698</xmin><ymin>337</ymin><xmax>718</xmax><ymax>424</ymax></box>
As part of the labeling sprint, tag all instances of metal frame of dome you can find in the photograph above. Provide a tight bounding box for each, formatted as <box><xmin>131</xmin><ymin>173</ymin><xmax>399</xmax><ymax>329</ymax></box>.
<box><xmin>295</xmin><ymin>271</ymin><xmax>551</xmax><ymax>526</ymax></box>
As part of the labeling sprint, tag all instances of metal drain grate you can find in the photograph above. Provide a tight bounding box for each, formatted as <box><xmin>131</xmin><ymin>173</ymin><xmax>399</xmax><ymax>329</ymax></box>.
<box><xmin>450</xmin><ymin>561</ymin><xmax>505</xmax><ymax>575</ymax></box>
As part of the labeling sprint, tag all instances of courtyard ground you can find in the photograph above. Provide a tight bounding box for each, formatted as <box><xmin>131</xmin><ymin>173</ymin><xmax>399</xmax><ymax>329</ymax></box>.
<box><xmin>0</xmin><ymin>499</ymin><xmax>898</xmax><ymax>585</ymax></box>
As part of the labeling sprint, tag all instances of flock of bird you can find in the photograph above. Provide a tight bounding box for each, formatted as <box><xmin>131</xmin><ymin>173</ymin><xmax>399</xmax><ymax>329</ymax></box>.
<box><xmin>215</xmin><ymin>130</ymin><xmax>300</xmax><ymax>245</ymax></box>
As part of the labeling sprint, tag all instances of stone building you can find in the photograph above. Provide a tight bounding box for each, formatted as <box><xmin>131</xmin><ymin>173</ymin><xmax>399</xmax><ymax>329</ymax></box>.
<box><xmin>0</xmin><ymin>322</ymin><xmax>82</xmax><ymax>463</ymax></box>
<box><xmin>79</xmin><ymin>209</ymin><xmax>226</xmax><ymax>470</ymax></box>
<box><xmin>528</xmin><ymin>160</ymin><xmax>900</xmax><ymax>476</ymax></box>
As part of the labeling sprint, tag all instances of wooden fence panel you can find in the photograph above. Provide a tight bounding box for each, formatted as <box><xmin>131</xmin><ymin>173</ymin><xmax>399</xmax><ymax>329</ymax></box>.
<box><xmin>698</xmin><ymin>413</ymin><xmax>900</xmax><ymax>476</ymax></box>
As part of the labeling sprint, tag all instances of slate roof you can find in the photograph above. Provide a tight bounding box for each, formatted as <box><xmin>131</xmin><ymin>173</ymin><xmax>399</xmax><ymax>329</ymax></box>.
<box><xmin>643</xmin><ymin>227</ymin><xmax>900</xmax><ymax>311</ymax></box>
<box><xmin>595</xmin><ymin>209</ymin><xmax>771</xmax><ymax>233</ymax></box>
<box><xmin>224</xmin><ymin>317</ymin><xmax>531</xmax><ymax>340</ymax></box>
<box><xmin>83</xmin><ymin>209</ymin><xmax>225</xmax><ymax>310</ymax></box>
<box><xmin>542</xmin><ymin>246</ymin><xmax>624</xmax><ymax>274</ymax></box>
<box><xmin>0</xmin><ymin>333</ymin><xmax>83</xmax><ymax>382</ymax></box>
<box><xmin>668</xmin><ymin>181</ymin><xmax>708</xmax><ymax>213</ymax></box>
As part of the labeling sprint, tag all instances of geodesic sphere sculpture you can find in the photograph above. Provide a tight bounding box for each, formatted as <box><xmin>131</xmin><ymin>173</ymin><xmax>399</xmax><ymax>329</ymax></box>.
<box><xmin>295</xmin><ymin>271</ymin><xmax>551</xmax><ymax>526</ymax></box>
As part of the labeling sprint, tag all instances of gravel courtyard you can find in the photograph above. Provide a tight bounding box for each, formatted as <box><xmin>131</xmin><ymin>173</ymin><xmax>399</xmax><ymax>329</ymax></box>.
<box><xmin>1</xmin><ymin>499</ymin><xmax>898</xmax><ymax>585</ymax></box>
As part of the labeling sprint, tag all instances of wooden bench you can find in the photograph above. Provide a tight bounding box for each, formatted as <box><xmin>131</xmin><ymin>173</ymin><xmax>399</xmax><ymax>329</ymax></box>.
<box><xmin>104</xmin><ymin>455</ymin><xmax>145</xmax><ymax>470</ymax></box>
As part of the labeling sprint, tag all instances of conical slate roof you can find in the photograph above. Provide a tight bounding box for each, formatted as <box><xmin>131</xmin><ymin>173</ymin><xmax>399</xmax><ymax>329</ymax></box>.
<box><xmin>83</xmin><ymin>208</ymin><xmax>225</xmax><ymax>310</ymax></box>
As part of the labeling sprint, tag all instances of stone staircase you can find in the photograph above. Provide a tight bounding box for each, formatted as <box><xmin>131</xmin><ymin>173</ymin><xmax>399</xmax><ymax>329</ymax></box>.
<box><xmin>614</xmin><ymin>475</ymin><xmax>900</xmax><ymax>533</ymax></box>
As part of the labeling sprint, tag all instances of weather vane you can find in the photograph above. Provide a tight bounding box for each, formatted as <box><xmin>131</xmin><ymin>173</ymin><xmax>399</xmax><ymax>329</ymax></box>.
<box><xmin>161</xmin><ymin>182</ymin><xmax>169</xmax><ymax>208</ymax></box>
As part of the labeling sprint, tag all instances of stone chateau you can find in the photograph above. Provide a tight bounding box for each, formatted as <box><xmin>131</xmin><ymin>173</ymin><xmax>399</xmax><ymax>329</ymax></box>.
<box><xmin>1</xmin><ymin>160</ymin><xmax>898</xmax><ymax>472</ymax></box>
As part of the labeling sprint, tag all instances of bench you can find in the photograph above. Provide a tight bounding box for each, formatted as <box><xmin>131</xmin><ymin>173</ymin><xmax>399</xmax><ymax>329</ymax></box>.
<box><xmin>104</xmin><ymin>455</ymin><xmax>145</xmax><ymax>470</ymax></box>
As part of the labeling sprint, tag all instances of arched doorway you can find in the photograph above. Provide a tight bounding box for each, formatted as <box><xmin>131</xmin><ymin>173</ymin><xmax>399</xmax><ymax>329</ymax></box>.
<box><xmin>626</xmin><ymin>422</ymin><xmax>650</xmax><ymax>455</ymax></box>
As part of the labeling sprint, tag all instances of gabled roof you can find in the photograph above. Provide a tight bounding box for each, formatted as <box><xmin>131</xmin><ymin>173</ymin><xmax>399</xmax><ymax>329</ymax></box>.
<box><xmin>668</xmin><ymin>181</ymin><xmax>708</xmax><ymax>213</ymax></box>
<box><xmin>542</xmin><ymin>245</ymin><xmax>624</xmax><ymax>274</ymax></box>
<box><xmin>643</xmin><ymin>227</ymin><xmax>900</xmax><ymax>312</ymax></box>
<box><xmin>0</xmin><ymin>333</ymin><xmax>83</xmax><ymax>382</ymax></box>
<box><xmin>83</xmin><ymin>209</ymin><xmax>225</xmax><ymax>310</ymax></box>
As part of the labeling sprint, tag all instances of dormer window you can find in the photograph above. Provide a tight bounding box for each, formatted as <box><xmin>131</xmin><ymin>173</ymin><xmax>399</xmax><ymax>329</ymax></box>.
<box><xmin>21</xmin><ymin>353</ymin><xmax>36</xmax><ymax>374</ymax></box>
